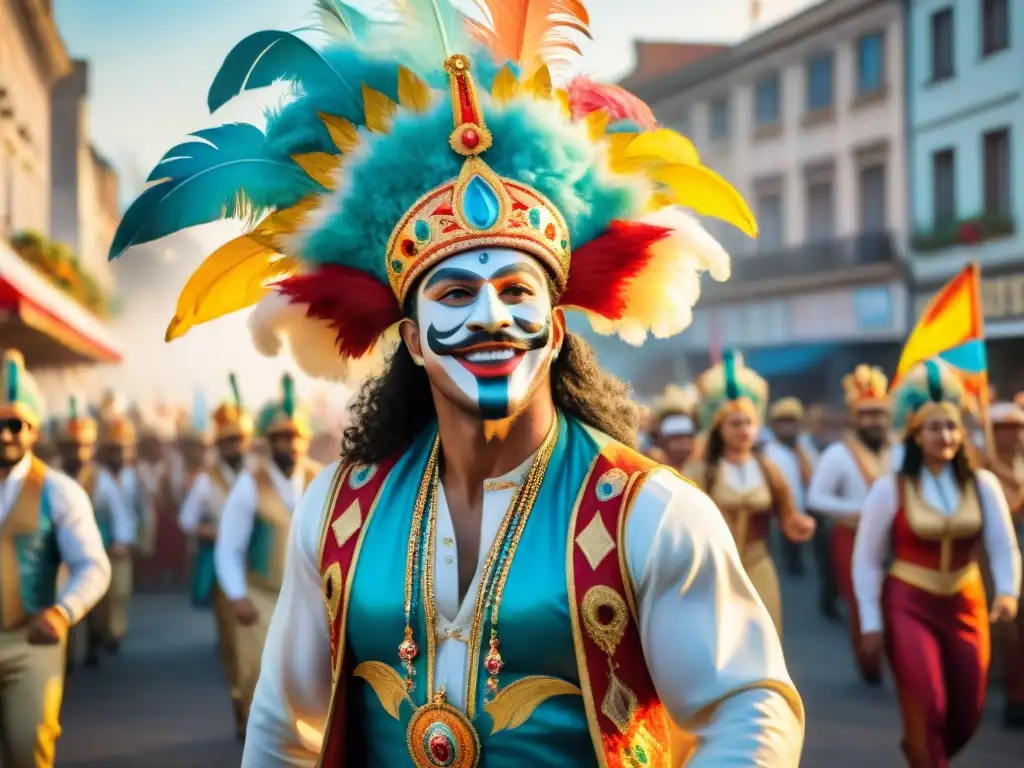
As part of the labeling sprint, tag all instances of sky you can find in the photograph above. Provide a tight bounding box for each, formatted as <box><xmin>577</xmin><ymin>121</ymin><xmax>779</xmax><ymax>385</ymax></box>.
<box><xmin>52</xmin><ymin>0</ymin><xmax>819</xmax><ymax>407</ymax></box>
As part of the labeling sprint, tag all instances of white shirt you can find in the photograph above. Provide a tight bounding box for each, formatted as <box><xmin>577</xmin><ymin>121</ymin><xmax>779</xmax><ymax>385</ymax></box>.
<box><xmin>214</xmin><ymin>459</ymin><xmax>308</xmax><ymax>601</ymax></box>
<box><xmin>134</xmin><ymin>459</ymin><xmax>162</xmax><ymax>500</ymax></box>
<box><xmin>0</xmin><ymin>454</ymin><xmax>111</xmax><ymax>623</ymax></box>
<box><xmin>93</xmin><ymin>467</ymin><xmax>138</xmax><ymax>545</ymax></box>
<box><xmin>178</xmin><ymin>461</ymin><xmax>246</xmax><ymax>534</ymax></box>
<box><xmin>244</xmin><ymin>460</ymin><xmax>804</xmax><ymax>767</ymax></box>
<box><xmin>853</xmin><ymin>468</ymin><xmax>1022</xmax><ymax>633</ymax></box>
<box><xmin>806</xmin><ymin>440</ymin><xmax>899</xmax><ymax>519</ymax></box>
<box><xmin>763</xmin><ymin>442</ymin><xmax>806</xmax><ymax>512</ymax></box>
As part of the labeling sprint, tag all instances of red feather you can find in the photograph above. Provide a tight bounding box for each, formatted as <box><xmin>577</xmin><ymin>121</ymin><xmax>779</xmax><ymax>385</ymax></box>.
<box><xmin>566</xmin><ymin>76</ymin><xmax>657</xmax><ymax>130</ymax></box>
<box><xmin>559</xmin><ymin>221</ymin><xmax>671</xmax><ymax>319</ymax></box>
<box><xmin>277</xmin><ymin>266</ymin><xmax>402</xmax><ymax>359</ymax></box>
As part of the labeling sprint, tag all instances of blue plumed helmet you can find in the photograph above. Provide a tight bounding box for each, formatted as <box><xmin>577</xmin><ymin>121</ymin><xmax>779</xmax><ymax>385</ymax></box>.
<box><xmin>257</xmin><ymin>373</ymin><xmax>312</xmax><ymax>437</ymax></box>
<box><xmin>0</xmin><ymin>349</ymin><xmax>44</xmax><ymax>427</ymax></box>
<box><xmin>694</xmin><ymin>350</ymin><xmax>769</xmax><ymax>428</ymax></box>
<box><xmin>890</xmin><ymin>358</ymin><xmax>968</xmax><ymax>431</ymax></box>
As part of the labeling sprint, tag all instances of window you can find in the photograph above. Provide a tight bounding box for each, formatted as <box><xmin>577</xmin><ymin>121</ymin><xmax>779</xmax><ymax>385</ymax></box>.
<box><xmin>982</xmin><ymin>0</ymin><xmax>1010</xmax><ymax>56</ymax></box>
<box><xmin>856</xmin><ymin>32</ymin><xmax>885</xmax><ymax>95</ymax></box>
<box><xmin>756</xmin><ymin>191</ymin><xmax>784</xmax><ymax>252</ymax></box>
<box><xmin>858</xmin><ymin>164</ymin><xmax>888</xmax><ymax>233</ymax></box>
<box><xmin>709</xmin><ymin>95</ymin><xmax>730</xmax><ymax>142</ymax></box>
<box><xmin>806</xmin><ymin>52</ymin><xmax>834</xmax><ymax>110</ymax></box>
<box><xmin>755</xmin><ymin>71</ymin><xmax>781</xmax><ymax>126</ymax></box>
<box><xmin>932</xmin><ymin>149</ymin><xmax>956</xmax><ymax>222</ymax></box>
<box><xmin>930</xmin><ymin>8</ymin><xmax>955</xmax><ymax>81</ymax></box>
<box><xmin>984</xmin><ymin>128</ymin><xmax>1011</xmax><ymax>214</ymax></box>
<box><xmin>806</xmin><ymin>179</ymin><xmax>835</xmax><ymax>242</ymax></box>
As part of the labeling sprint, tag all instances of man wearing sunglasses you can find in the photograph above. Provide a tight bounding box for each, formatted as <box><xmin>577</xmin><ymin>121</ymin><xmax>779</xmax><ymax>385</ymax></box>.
<box><xmin>0</xmin><ymin>349</ymin><xmax>111</xmax><ymax>766</ymax></box>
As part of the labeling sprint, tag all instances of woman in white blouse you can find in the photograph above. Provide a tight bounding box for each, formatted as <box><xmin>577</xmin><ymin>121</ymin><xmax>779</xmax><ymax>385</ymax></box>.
<box><xmin>852</xmin><ymin>358</ymin><xmax>1021</xmax><ymax>767</ymax></box>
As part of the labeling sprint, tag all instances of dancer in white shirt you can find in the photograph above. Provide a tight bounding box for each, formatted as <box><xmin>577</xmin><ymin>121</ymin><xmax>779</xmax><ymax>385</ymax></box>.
<box><xmin>806</xmin><ymin>364</ymin><xmax>894</xmax><ymax>683</ymax></box>
<box><xmin>647</xmin><ymin>384</ymin><xmax>698</xmax><ymax>470</ymax></box>
<box><xmin>853</xmin><ymin>358</ymin><xmax>1020</xmax><ymax>767</ymax></box>
<box><xmin>0</xmin><ymin>349</ymin><xmax>111</xmax><ymax>767</ymax></box>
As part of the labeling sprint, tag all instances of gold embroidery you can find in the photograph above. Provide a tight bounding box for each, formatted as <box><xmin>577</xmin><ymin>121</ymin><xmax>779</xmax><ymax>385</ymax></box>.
<box><xmin>601</xmin><ymin>671</ymin><xmax>639</xmax><ymax>733</ymax></box>
<box><xmin>332</xmin><ymin>500</ymin><xmax>361</xmax><ymax>549</ymax></box>
<box><xmin>321</xmin><ymin>561</ymin><xmax>341</xmax><ymax>624</ymax></box>
<box><xmin>483</xmin><ymin>479</ymin><xmax>517</xmax><ymax>492</ymax></box>
<box><xmin>581</xmin><ymin>586</ymin><xmax>628</xmax><ymax>656</ymax></box>
<box><xmin>576</xmin><ymin>515</ymin><xmax>615</xmax><ymax>571</ymax></box>
<box><xmin>353</xmin><ymin>661</ymin><xmax>411</xmax><ymax>720</ymax></box>
<box><xmin>485</xmin><ymin>675</ymin><xmax>583</xmax><ymax>733</ymax></box>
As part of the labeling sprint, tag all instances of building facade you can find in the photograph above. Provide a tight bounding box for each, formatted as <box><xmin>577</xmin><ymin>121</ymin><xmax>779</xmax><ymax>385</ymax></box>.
<box><xmin>904</xmin><ymin>0</ymin><xmax>1024</xmax><ymax>392</ymax></box>
<box><xmin>598</xmin><ymin>0</ymin><xmax>910</xmax><ymax>403</ymax></box>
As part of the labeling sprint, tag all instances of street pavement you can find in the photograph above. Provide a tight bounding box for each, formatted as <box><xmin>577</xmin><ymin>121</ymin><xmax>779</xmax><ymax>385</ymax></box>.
<box><xmin>58</xmin><ymin>562</ymin><xmax>1022</xmax><ymax>766</ymax></box>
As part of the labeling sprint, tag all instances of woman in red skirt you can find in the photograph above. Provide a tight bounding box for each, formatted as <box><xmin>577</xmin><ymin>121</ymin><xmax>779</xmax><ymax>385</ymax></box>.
<box><xmin>853</xmin><ymin>358</ymin><xmax>1021</xmax><ymax>767</ymax></box>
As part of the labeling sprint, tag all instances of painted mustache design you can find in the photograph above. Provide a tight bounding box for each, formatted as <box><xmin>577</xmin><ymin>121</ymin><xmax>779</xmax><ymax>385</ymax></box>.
<box><xmin>426</xmin><ymin>317</ymin><xmax>551</xmax><ymax>378</ymax></box>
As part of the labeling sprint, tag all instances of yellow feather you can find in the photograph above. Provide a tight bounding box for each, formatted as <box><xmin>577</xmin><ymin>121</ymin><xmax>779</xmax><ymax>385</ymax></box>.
<box><xmin>484</xmin><ymin>675</ymin><xmax>582</xmax><ymax>734</ymax></box>
<box><xmin>523</xmin><ymin>65</ymin><xmax>553</xmax><ymax>99</ymax></box>
<box><xmin>554</xmin><ymin>88</ymin><xmax>572</xmax><ymax>118</ymax></box>
<box><xmin>318</xmin><ymin>112</ymin><xmax>359</xmax><ymax>153</ymax></box>
<box><xmin>290</xmin><ymin>152</ymin><xmax>341</xmax><ymax>190</ymax></box>
<box><xmin>164</xmin><ymin>236</ymin><xmax>299</xmax><ymax>342</ymax></box>
<box><xmin>651</xmin><ymin>164</ymin><xmax>758</xmax><ymax>238</ymax></box>
<box><xmin>605</xmin><ymin>132</ymin><xmax>639</xmax><ymax>173</ymax></box>
<box><xmin>584</xmin><ymin>109</ymin><xmax>610</xmax><ymax>141</ymax></box>
<box><xmin>491</xmin><ymin>65</ymin><xmax>520</xmax><ymax>103</ymax></box>
<box><xmin>397</xmin><ymin>66</ymin><xmax>431</xmax><ymax>113</ymax></box>
<box><xmin>248</xmin><ymin>196</ymin><xmax>319</xmax><ymax>251</ymax></box>
<box><xmin>624</xmin><ymin>129</ymin><xmax>701</xmax><ymax>167</ymax></box>
<box><xmin>352</xmin><ymin>661</ymin><xmax>410</xmax><ymax>720</ymax></box>
<box><xmin>361</xmin><ymin>85</ymin><xmax>397</xmax><ymax>132</ymax></box>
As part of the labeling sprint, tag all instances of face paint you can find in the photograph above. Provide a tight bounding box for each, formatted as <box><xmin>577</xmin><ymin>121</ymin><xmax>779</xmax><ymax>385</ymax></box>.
<box><xmin>415</xmin><ymin>247</ymin><xmax>555</xmax><ymax>420</ymax></box>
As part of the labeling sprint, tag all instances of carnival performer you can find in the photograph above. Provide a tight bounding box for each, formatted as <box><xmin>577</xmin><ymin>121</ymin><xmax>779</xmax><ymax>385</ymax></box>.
<box><xmin>647</xmin><ymin>384</ymin><xmax>698</xmax><ymax>471</ymax></box>
<box><xmin>806</xmin><ymin>364</ymin><xmax>893</xmax><ymax>682</ymax></box>
<box><xmin>764</xmin><ymin>397</ymin><xmax>813</xmax><ymax>577</ymax></box>
<box><xmin>0</xmin><ymin>350</ymin><xmax>111</xmax><ymax>766</ymax></box>
<box><xmin>179</xmin><ymin>374</ymin><xmax>254</xmax><ymax>739</ymax></box>
<box><xmin>110</xmin><ymin>1</ymin><xmax>806</xmax><ymax>764</ymax></box>
<box><xmin>985</xmin><ymin>400</ymin><xmax>1024</xmax><ymax>728</ymax></box>
<box><xmin>53</xmin><ymin>397</ymin><xmax>136</xmax><ymax>669</ymax></box>
<box><xmin>92</xmin><ymin>395</ymin><xmax>144</xmax><ymax>656</ymax></box>
<box><xmin>686</xmin><ymin>353</ymin><xmax>815</xmax><ymax>636</ymax></box>
<box><xmin>852</xmin><ymin>358</ymin><xmax>1021</xmax><ymax>767</ymax></box>
<box><xmin>213</xmin><ymin>374</ymin><xmax>321</xmax><ymax>731</ymax></box>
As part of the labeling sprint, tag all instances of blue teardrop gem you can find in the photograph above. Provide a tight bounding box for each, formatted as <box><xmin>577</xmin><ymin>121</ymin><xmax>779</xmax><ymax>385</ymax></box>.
<box><xmin>462</xmin><ymin>175</ymin><xmax>501</xmax><ymax>230</ymax></box>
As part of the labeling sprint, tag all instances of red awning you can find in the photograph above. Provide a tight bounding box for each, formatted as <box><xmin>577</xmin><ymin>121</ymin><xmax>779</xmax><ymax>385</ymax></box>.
<box><xmin>0</xmin><ymin>242</ymin><xmax>122</xmax><ymax>365</ymax></box>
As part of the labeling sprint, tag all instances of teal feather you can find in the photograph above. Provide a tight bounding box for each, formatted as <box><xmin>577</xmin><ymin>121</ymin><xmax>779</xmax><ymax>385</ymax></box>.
<box><xmin>390</xmin><ymin>0</ymin><xmax>476</xmax><ymax>73</ymax></box>
<box><xmin>68</xmin><ymin>396</ymin><xmax>78</xmax><ymax>421</ymax></box>
<box><xmin>5</xmin><ymin>357</ymin><xmax>17</xmax><ymax>403</ymax></box>
<box><xmin>925</xmin><ymin>359</ymin><xmax>943</xmax><ymax>402</ymax></box>
<box><xmin>108</xmin><ymin>123</ymin><xmax>322</xmax><ymax>259</ymax></box>
<box><xmin>229</xmin><ymin>373</ymin><xmax>243</xmax><ymax>409</ymax></box>
<box><xmin>281</xmin><ymin>374</ymin><xmax>296</xmax><ymax>419</ymax></box>
<box><xmin>607</xmin><ymin>120</ymin><xmax>645</xmax><ymax>133</ymax></box>
<box><xmin>723</xmin><ymin>350</ymin><xmax>740</xmax><ymax>401</ymax></box>
<box><xmin>313</xmin><ymin>0</ymin><xmax>374</xmax><ymax>40</ymax></box>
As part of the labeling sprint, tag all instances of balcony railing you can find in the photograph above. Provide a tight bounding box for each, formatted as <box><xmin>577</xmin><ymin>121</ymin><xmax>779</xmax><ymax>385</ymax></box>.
<box><xmin>721</xmin><ymin>231</ymin><xmax>899</xmax><ymax>284</ymax></box>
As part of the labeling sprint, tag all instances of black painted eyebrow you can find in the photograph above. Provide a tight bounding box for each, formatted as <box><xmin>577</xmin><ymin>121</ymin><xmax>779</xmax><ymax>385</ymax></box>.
<box><xmin>490</xmin><ymin>261</ymin><xmax>546</xmax><ymax>283</ymax></box>
<box><xmin>423</xmin><ymin>267</ymin><xmax>485</xmax><ymax>291</ymax></box>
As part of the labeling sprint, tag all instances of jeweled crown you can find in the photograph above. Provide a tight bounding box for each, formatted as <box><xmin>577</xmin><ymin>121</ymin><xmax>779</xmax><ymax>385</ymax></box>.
<box><xmin>842</xmin><ymin>365</ymin><xmax>888</xmax><ymax>410</ymax></box>
<box><xmin>385</xmin><ymin>55</ymin><xmax>570</xmax><ymax>305</ymax></box>
<box><xmin>212</xmin><ymin>403</ymin><xmax>254</xmax><ymax>439</ymax></box>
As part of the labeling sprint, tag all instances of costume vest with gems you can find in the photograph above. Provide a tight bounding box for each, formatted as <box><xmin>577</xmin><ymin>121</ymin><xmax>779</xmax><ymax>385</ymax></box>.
<box><xmin>317</xmin><ymin>414</ymin><xmax>673</xmax><ymax>768</ymax></box>
<box><xmin>0</xmin><ymin>457</ymin><xmax>63</xmax><ymax>631</ymax></box>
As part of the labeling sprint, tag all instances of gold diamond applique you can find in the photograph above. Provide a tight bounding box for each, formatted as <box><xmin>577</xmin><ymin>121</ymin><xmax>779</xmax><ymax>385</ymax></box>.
<box><xmin>601</xmin><ymin>672</ymin><xmax>639</xmax><ymax>734</ymax></box>
<box><xmin>576</xmin><ymin>514</ymin><xmax>615</xmax><ymax>570</ymax></box>
<box><xmin>332</xmin><ymin>500</ymin><xmax>361</xmax><ymax>548</ymax></box>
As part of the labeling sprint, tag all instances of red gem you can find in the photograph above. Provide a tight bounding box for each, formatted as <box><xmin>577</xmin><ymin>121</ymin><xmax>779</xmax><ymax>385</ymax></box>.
<box><xmin>398</xmin><ymin>638</ymin><xmax>418</xmax><ymax>661</ymax></box>
<box><xmin>461</xmin><ymin>128</ymin><xmax>480</xmax><ymax>149</ymax></box>
<box><xmin>544</xmin><ymin>223</ymin><xmax>556</xmax><ymax>240</ymax></box>
<box><xmin>485</xmin><ymin>656</ymin><xmax>503</xmax><ymax>674</ymax></box>
<box><xmin>429</xmin><ymin>733</ymin><xmax>452</xmax><ymax>763</ymax></box>
<box><xmin>401</xmin><ymin>238</ymin><xmax>417</xmax><ymax>257</ymax></box>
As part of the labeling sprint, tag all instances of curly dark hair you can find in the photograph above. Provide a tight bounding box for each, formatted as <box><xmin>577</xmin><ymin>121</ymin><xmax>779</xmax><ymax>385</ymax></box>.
<box><xmin>899</xmin><ymin>432</ymin><xmax>975</xmax><ymax>487</ymax></box>
<box><xmin>340</xmin><ymin>332</ymin><xmax>640</xmax><ymax>465</ymax></box>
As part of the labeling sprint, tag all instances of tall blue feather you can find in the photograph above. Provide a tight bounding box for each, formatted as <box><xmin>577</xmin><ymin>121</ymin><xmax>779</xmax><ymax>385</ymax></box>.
<box><xmin>229</xmin><ymin>373</ymin><xmax>243</xmax><ymax>409</ymax></box>
<box><xmin>723</xmin><ymin>350</ymin><xmax>740</xmax><ymax>401</ymax></box>
<box><xmin>4</xmin><ymin>358</ymin><xmax>16</xmax><ymax>403</ymax></box>
<box><xmin>69</xmin><ymin>396</ymin><xmax>78</xmax><ymax>421</ymax></box>
<box><xmin>925</xmin><ymin>359</ymin><xmax>943</xmax><ymax>402</ymax></box>
<box><xmin>109</xmin><ymin>123</ymin><xmax>322</xmax><ymax>259</ymax></box>
<box><xmin>281</xmin><ymin>374</ymin><xmax>296</xmax><ymax>419</ymax></box>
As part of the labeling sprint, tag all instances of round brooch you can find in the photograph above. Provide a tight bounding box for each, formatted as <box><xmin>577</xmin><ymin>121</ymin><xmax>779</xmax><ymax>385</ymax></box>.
<box><xmin>406</xmin><ymin>696</ymin><xmax>481</xmax><ymax>768</ymax></box>
<box><xmin>349</xmin><ymin>463</ymin><xmax>378</xmax><ymax>490</ymax></box>
<box><xmin>595</xmin><ymin>468</ymin><xmax>628</xmax><ymax>502</ymax></box>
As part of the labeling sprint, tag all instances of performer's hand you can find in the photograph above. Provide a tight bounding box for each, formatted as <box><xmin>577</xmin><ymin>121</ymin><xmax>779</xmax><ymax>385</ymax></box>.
<box><xmin>860</xmin><ymin>630</ymin><xmax>884</xmax><ymax>668</ymax></box>
<box><xmin>28</xmin><ymin>606</ymin><xmax>69</xmax><ymax>646</ymax></box>
<box><xmin>195</xmin><ymin>523</ymin><xmax>218</xmax><ymax>540</ymax></box>
<box><xmin>233</xmin><ymin>598</ymin><xmax>258</xmax><ymax>626</ymax></box>
<box><xmin>110</xmin><ymin>543</ymin><xmax>131</xmax><ymax>558</ymax></box>
<box><xmin>782</xmin><ymin>513</ymin><xmax>816</xmax><ymax>543</ymax></box>
<box><xmin>990</xmin><ymin>595</ymin><xmax>1018</xmax><ymax>623</ymax></box>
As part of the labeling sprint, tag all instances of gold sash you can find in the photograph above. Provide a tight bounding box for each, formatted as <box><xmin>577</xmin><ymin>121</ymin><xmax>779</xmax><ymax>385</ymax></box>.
<box><xmin>1</xmin><ymin>457</ymin><xmax>47</xmax><ymax>630</ymax></box>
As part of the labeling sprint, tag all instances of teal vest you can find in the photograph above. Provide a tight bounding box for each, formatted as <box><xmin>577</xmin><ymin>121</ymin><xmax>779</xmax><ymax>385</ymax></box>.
<box><xmin>344</xmin><ymin>414</ymin><xmax>601</xmax><ymax>766</ymax></box>
<box><xmin>1</xmin><ymin>458</ymin><xmax>61</xmax><ymax>631</ymax></box>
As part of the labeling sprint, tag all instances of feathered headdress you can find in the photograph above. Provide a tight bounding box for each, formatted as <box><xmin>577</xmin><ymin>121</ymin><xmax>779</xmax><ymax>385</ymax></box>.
<box><xmin>891</xmin><ymin>358</ymin><xmax>968</xmax><ymax>432</ymax></box>
<box><xmin>257</xmin><ymin>373</ymin><xmax>312</xmax><ymax>437</ymax></box>
<box><xmin>0</xmin><ymin>349</ymin><xmax>44</xmax><ymax>427</ymax></box>
<box><xmin>694</xmin><ymin>350</ymin><xmax>768</xmax><ymax>428</ymax></box>
<box><xmin>842</xmin><ymin>365</ymin><xmax>889</xmax><ymax>412</ymax></box>
<box><xmin>650</xmin><ymin>384</ymin><xmax>698</xmax><ymax>433</ymax></box>
<box><xmin>98</xmin><ymin>389</ymin><xmax>137</xmax><ymax>446</ymax></box>
<box><xmin>212</xmin><ymin>372</ymin><xmax>255</xmax><ymax>439</ymax></box>
<box><xmin>55</xmin><ymin>395</ymin><xmax>98</xmax><ymax>444</ymax></box>
<box><xmin>768</xmin><ymin>397</ymin><xmax>804</xmax><ymax>422</ymax></box>
<box><xmin>177</xmin><ymin>388</ymin><xmax>213</xmax><ymax>443</ymax></box>
<box><xmin>109</xmin><ymin>0</ymin><xmax>753</xmax><ymax>382</ymax></box>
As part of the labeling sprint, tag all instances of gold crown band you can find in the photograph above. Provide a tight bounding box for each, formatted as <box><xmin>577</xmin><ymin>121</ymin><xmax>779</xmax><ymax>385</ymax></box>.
<box><xmin>907</xmin><ymin>401</ymin><xmax>962</xmax><ymax>432</ymax></box>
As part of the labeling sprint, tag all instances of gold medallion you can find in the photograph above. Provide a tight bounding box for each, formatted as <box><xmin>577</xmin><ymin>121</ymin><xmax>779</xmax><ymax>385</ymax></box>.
<box><xmin>406</xmin><ymin>692</ymin><xmax>481</xmax><ymax>768</ymax></box>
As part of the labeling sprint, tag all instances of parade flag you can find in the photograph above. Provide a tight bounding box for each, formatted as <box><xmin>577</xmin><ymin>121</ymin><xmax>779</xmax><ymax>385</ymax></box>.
<box><xmin>892</xmin><ymin>262</ymin><xmax>987</xmax><ymax>397</ymax></box>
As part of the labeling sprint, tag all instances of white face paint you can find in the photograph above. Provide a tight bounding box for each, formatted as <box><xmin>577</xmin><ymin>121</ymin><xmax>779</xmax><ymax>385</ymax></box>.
<box><xmin>414</xmin><ymin>247</ymin><xmax>556</xmax><ymax>420</ymax></box>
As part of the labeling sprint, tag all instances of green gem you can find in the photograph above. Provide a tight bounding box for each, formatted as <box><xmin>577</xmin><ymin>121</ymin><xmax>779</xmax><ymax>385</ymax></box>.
<box><xmin>414</xmin><ymin>219</ymin><xmax>431</xmax><ymax>242</ymax></box>
<box><xmin>528</xmin><ymin>208</ymin><xmax>541</xmax><ymax>228</ymax></box>
<box><xmin>560</xmin><ymin>239</ymin><xmax>568</xmax><ymax>249</ymax></box>
<box><xmin>391</xmin><ymin>260</ymin><xmax>403</xmax><ymax>273</ymax></box>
